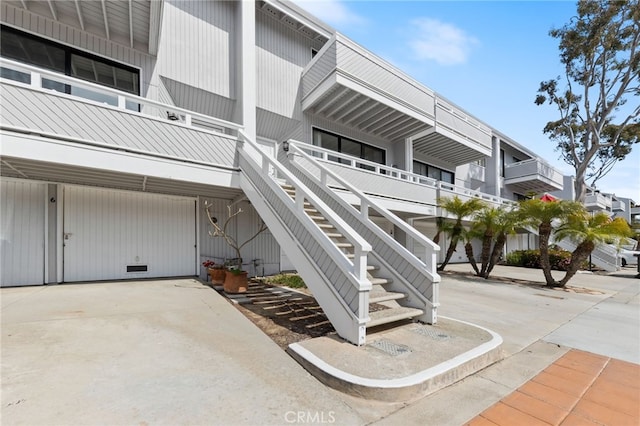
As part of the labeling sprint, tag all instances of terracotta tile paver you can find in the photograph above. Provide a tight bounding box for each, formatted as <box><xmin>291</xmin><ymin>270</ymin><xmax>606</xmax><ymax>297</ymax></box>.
<box><xmin>466</xmin><ymin>349</ymin><xmax>640</xmax><ymax>426</ymax></box>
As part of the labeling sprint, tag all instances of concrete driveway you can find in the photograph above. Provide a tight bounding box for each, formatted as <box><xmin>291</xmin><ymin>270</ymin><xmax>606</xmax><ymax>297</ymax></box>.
<box><xmin>1</xmin><ymin>279</ymin><xmax>364</xmax><ymax>426</ymax></box>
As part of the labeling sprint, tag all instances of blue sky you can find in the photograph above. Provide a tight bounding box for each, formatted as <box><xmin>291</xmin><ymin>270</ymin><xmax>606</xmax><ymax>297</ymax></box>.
<box><xmin>291</xmin><ymin>0</ymin><xmax>640</xmax><ymax>201</ymax></box>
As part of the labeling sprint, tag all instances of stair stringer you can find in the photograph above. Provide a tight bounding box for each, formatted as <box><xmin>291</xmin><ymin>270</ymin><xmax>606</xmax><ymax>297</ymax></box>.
<box><xmin>237</xmin><ymin>148</ymin><xmax>372</xmax><ymax>346</ymax></box>
<box><xmin>285</xmin><ymin>145</ymin><xmax>440</xmax><ymax>324</ymax></box>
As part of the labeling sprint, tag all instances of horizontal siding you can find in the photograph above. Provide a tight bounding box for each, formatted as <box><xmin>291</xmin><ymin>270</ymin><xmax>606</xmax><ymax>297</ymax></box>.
<box><xmin>1</xmin><ymin>83</ymin><xmax>239</xmax><ymax>168</ymax></box>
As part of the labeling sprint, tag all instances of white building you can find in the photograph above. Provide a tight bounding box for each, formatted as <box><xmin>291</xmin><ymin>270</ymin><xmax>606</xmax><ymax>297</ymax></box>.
<box><xmin>0</xmin><ymin>0</ymin><xmax>564</xmax><ymax>344</ymax></box>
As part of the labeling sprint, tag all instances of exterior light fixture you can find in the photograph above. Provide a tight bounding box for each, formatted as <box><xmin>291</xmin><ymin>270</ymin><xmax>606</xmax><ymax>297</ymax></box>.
<box><xmin>282</xmin><ymin>141</ymin><xmax>289</xmax><ymax>152</ymax></box>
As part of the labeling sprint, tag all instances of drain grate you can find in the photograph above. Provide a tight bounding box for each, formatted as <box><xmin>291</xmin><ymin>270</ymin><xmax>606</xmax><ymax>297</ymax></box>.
<box><xmin>411</xmin><ymin>325</ymin><xmax>451</xmax><ymax>341</ymax></box>
<box><xmin>368</xmin><ymin>339</ymin><xmax>412</xmax><ymax>356</ymax></box>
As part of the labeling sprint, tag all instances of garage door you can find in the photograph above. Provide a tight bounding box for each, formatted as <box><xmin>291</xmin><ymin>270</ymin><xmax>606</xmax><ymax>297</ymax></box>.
<box><xmin>1</xmin><ymin>180</ymin><xmax>46</xmax><ymax>287</ymax></box>
<box><xmin>63</xmin><ymin>187</ymin><xmax>196</xmax><ymax>282</ymax></box>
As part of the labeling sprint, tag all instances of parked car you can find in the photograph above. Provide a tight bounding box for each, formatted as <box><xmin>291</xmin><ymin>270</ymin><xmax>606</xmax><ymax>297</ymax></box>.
<box><xmin>618</xmin><ymin>249</ymin><xmax>640</xmax><ymax>266</ymax></box>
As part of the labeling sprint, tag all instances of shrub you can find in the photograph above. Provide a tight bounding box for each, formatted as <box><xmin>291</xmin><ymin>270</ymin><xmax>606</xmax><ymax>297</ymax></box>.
<box><xmin>264</xmin><ymin>274</ymin><xmax>307</xmax><ymax>289</ymax></box>
<box><xmin>506</xmin><ymin>248</ymin><xmax>574</xmax><ymax>271</ymax></box>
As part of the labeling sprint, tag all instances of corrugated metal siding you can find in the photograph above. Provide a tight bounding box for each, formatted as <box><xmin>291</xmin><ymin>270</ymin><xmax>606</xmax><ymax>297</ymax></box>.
<box><xmin>1</xmin><ymin>3</ymin><xmax>155</xmax><ymax>96</ymax></box>
<box><xmin>63</xmin><ymin>186</ymin><xmax>196</xmax><ymax>281</ymax></box>
<box><xmin>1</xmin><ymin>83</ymin><xmax>239</xmax><ymax>168</ymax></box>
<box><xmin>255</xmin><ymin>8</ymin><xmax>319</xmax><ymax>118</ymax></box>
<box><xmin>156</xmin><ymin>0</ymin><xmax>236</xmax><ymax>99</ymax></box>
<box><xmin>0</xmin><ymin>180</ymin><xmax>45</xmax><ymax>286</ymax></box>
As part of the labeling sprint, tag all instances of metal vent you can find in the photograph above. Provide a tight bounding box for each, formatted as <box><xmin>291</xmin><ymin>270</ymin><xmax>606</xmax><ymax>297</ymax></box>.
<box><xmin>368</xmin><ymin>339</ymin><xmax>411</xmax><ymax>356</ymax></box>
<box><xmin>127</xmin><ymin>265</ymin><xmax>148</xmax><ymax>272</ymax></box>
<box><xmin>411</xmin><ymin>325</ymin><xmax>451</xmax><ymax>341</ymax></box>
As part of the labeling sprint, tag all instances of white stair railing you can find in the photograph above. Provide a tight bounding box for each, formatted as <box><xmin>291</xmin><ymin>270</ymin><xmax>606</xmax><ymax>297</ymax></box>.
<box><xmin>286</xmin><ymin>141</ymin><xmax>441</xmax><ymax>324</ymax></box>
<box><xmin>236</xmin><ymin>131</ymin><xmax>373</xmax><ymax>345</ymax></box>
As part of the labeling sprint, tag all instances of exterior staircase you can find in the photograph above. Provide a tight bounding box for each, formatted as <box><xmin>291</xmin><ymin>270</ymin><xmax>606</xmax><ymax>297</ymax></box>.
<box><xmin>235</xmin><ymin>132</ymin><xmax>440</xmax><ymax>345</ymax></box>
<box><xmin>281</xmin><ymin>184</ymin><xmax>425</xmax><ymax>328</ymax></box>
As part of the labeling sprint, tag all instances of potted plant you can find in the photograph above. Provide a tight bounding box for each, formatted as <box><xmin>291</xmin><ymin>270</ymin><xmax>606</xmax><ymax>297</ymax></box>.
<box><xmin>204</xmin><ymin>201</ymin><xmax>267</xmax><ymax>294</ymax></box>
<box><xmin>202</xmin><ymin>259</ymin><xmax>226</xmax><ymax>285</ymax></box>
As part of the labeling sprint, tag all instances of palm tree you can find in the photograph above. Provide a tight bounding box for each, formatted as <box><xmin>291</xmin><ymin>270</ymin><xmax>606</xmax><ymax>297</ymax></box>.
<box><xmin>517</xmin><ymin>199</ymin><xmax>584</xmax><ymax>286</ymax></box>
<box><xmin>467</xmin><ymin>205</ymin><xmax>521</xmax><ymax>279</ymax></box>
<box><xmin>437</xmin><ymin>196</ymin><xmax>486</xmax><ymax>271</ymax></box>
<box><xmin>485</xmin><ymin>206</ymin><xmax>521</xmax><ymax>278</ymax></box>
<box><xmin>555</xmin><ymin>214</ymin><xmax>632</xmax><ymax>287</ymax></box>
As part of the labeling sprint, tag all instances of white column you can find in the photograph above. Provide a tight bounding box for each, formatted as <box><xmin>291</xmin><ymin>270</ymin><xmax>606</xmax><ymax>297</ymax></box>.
<box><xmin>487</xmin><ymin>136</ymin><xmax>501</xmax><ymax>197</ymax></box>
<box><xmin>239</xmin><ymin>0</ymin><xmax>256</xmax><ymax>141</ymax></box>
<box><xmin>404</xmin><ymin>137</ymin><xmax>413</xmax><ymax>172</ymax></box>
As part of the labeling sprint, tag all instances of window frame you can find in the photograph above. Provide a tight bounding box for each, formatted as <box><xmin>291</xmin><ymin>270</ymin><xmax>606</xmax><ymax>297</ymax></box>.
<box><xmin>413</xmin><ymin>160</ymin><xmax>455</xmax><ymax>184</ymax></box>
<box><xmin>1</xmin><ymin>25</ymin><xmax>140</xmax><ymax>95</ymax></box>
<box><xmin>312</xmin><ymin>128</ymin><xmax>386</xmax><ymax>167</ymax></box>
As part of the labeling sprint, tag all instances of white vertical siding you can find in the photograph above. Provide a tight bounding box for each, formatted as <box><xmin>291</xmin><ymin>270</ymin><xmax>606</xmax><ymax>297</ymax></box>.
<box><xmin>256</xmin><ymin>8</ymin><xmax>322</xmax><ymax>118</ymax></box>
<box><xmin>155</xmin><ymin>0</ymin><xmax>236</xmax><ymax>99</ymax></box>
<box><xmin>0</xmin><ymin>180</ymin><xmax>46</xmax><ymax>286</ymax></box>
<box><xmin>63</xmin><ymin>187</ymin><xmax>196</xmax><ymax>282</ymax></box>
<box><xmin>199</xmin><ymin>197</ymin><xmax>238</xmax><ymax>266</ymax></box>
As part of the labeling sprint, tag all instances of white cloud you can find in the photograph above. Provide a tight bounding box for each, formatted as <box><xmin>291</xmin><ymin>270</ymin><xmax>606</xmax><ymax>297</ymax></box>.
<box><xmin>291</xmin><ymin>0</ymin><xmax>367</xmax><ymax>27</ymax></box>
<box><xmin>408</xmin><ymin>18</ymin><xmax>479</xmax><ymax>66</ymax></box>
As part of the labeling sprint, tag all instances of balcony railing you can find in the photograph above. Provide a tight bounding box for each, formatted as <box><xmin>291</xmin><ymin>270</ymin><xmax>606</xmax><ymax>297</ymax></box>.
<box><xmin>1</xmin><ymin>57</ymin><xmax>242</xmax><ymax>169</ymax></box>
<box><xmin>289</xmin><ymin>142</ymin><xmax>512</xmax><ymax>207</ymax></box>
<box><xmin>612</xmin><ymin>200</ymin><xmax>626</xmax><ymax>212</ymax></box>
<box><xmin>504</xmin><ymin>158</ymin><xmax>564</xmax><ymax>193</ymax></box>
<box><xmin>584</xmin><ymin>192</ymin><xmax>613</xmax><ymax>211</ymax></box>
<box><xmin>0</xmin><ymin>57</ymin><xmax>241</xmax><ymax>135</ymax></box>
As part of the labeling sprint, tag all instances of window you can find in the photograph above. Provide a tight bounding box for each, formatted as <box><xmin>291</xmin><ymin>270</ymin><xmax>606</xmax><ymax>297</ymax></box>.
<box><xmin>1</xmin><ymin>26</ymin><xmax>139</xmax><ymax>96</ymax></box>
<box><xmin>500</xmin><ymin>149</ymin><xmax>505</xmax><ymax>177</ymax></box>
<box><xmin>313</xmin><ymin>128</ymin><xmax>386</xmax><ymax>171</ymax></box>
<box><xmin>413</xmin><ymin>161</ymin><xmax>454</xmax><ymax>184</ymax></box>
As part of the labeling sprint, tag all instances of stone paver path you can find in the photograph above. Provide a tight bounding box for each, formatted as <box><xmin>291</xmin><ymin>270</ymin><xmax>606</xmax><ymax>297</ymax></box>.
<box><xmin>467</xmin><ymin>349</ymin><xmax>640</xmax><ymax>426</ymax></box>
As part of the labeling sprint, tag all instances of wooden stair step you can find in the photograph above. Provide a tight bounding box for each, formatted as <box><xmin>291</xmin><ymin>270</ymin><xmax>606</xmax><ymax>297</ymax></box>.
<box><xmin>369</xmin><ymin>291</ymin><xmax>405</xmax><ymax>304</ymax></box>
<box><xmin>369</xmin><ymin>277</ymin><xmax>391</xmax><ymax>286</ymax></box>
<box><xmin>334</xmin><ymin>242</ymin><xmax>353</xmax><ymax>249</ymax></box>
<box><xmin>368</xmin><ymin>307</ymin><xmax>424</xmax><ymax>328</ymax></box>
<box><xmin>324</xmin><ymin>232</ymin><xmax>344</xmax><ymax>239</ymax></box>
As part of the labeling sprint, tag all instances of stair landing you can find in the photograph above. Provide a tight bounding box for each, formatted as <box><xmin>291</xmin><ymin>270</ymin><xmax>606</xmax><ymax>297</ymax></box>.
<box><xmin>288</xmin><ymin>317</ymin><xmax>503</xmax><ymax>402</ymax></box>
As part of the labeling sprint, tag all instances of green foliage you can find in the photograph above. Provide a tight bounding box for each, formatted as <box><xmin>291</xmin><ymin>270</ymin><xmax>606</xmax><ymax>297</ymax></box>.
<box><xmin>534</xmin><ymin>0</ymin><xmax>640</xmax><ymax>200</ymax></box>
<box><xmin>264</xmin><ymin>274</ymin><xmax>307</xmax><ymax>289</ymax></box>
<box><xmin>506</xmin><ymin>248</ymin><xmax>576</xmax><ymax>271</ymax></box>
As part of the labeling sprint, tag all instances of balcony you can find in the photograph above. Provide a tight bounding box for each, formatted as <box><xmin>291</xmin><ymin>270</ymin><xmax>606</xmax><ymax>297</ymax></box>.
<box><xmin>504</xmin><ymin>158</ymin><xmax>564</xmax><ymax>194</ymax></box>
<box><xmin>288</xmin><ymin>142</ymin><xmax>510</xmax><ymax>215</ymax></box>
<box><xmin>584</xmin><ymin>192</ymin><xmax>613</xmax><ymax>211</ymax></box>
<box><xmin>0</xmin><ymin>58</ymin><xmax>243</xmax><ymax>196</ymax></box>
<box><xmin>612</xmin><ymin>200</ymin><xmax>626</xmax><ymax>212</ymax></box>
<box><xmin>301</xmin><ymin>34</ymin><xmax>491</xmax><ymax>166</ymax></box>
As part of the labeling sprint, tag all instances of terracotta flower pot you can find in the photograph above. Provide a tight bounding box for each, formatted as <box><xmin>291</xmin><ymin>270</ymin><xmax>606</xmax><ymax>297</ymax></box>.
<box><xmin>223</xmin><ymin>270</ymin><xmax>249</xmax><ymax>293</ymax></box>
<box><xmin>208</xmin><ymin>268</ymin><xmax>226</xmax><ymax>285</ymax></box>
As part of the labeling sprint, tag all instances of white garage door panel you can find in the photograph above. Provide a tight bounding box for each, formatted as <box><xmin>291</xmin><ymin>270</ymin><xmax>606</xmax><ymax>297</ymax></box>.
<box><xmin>0</xmin><ymin>180</ymin><xmax>45</xmax><ymax>286</ymax></box>
<box><xmin>64</xmin><ymin>187</ymin><xmax>196</xmax><ymax>282</ymax></box>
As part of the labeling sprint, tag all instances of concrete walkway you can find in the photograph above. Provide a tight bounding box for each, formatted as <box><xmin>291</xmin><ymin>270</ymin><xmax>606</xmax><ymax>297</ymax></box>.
<box><xmin>1</xmin><ymin>279</ymin><xmax>364</xmax><ymax>425</ymax></box>
<box><xmin>1</xmin><ymin>265</ymin><xmax>638</xmax><ymax>425</ymax></box>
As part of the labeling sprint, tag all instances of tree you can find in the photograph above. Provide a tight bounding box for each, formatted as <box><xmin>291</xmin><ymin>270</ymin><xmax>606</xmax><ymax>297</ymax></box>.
<box><xmin>555</xmin><ymin>213</ymin><xmax>632</xmax><ymax>286</ymax></box>
<box><xmin>517</xmin><ymin>198</ymin><xmax>585</xmax><ymax>286</ymax></box>
<box><xmin>535</xmin><ymin>0</ymin><xmax>640</xmax><ymax>202</ymax></box>
<box><xmin>437</xmin><ymin>196</ymin><xmax>486</xmax><ymax>271</ymax></box>
<box><xmin>204</xmin><ymin>200</ymin><xmax>267</xmax><ymax>271</ymax></box>
<box><xmin>467</xmin><ymin>205</ymin><xmax>521</xmax><ymax>279</ymax></box>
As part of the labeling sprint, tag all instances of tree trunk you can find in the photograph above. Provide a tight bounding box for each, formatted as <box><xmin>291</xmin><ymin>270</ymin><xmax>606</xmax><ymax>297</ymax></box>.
<box><xmin>465</xmin><ymin>242</ymin><xmax>480</xmax><ymax>276</ymax></box>
<box><xmin>574</xmin><ymin>166</ymin><xmax>588</xmax><ymax>203</ymax></box>
<box><xmin>438</xmin><ymin>224</ymin><xmax>461</xmax><ymax>271</ymax></box>
<box><xmin>538</xmin><ymin>222</ymin><xmax>558</xmax><ymax>286</ymax></box>
<box><xmin>485</xmin><ymin>232</ymin><xmax>507</xmax><ymax>278</ymax></box>
<box><xmin>558</xmin><ymin>241</ymin><xmax>594</xmax><ymax>287</ymax></box>
<box><xmin>479</xmin><ymin>230</ymin><xmax>493</xmax><ymax>277</ymax></box>
<box><xmin>433</xmin><ymin>231</ymin><xmax>441</xmax><ymax>245</ymax></box>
